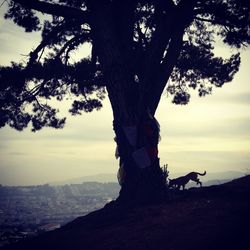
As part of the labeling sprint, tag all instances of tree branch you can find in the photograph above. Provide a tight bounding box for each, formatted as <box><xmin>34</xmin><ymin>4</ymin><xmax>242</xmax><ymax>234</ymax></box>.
<box><xmin>28</xmin><ymin>18</ymin><xmax>89</xmax><ymax>67</ymax></box>
<box><xmin>28</xmin><ymin>20</ymin><xmax>69</xmax><ymax>65</ymax></box>
<box><xmin>141</xmin><ymin>2</ymin><xmax>175</xmax><ymax>88</ymax></box>
<box><xmin>12</xmin><ymin>0</ymin><xmax>89</xmax><ymax>21</ymax></box>
<box><xmin>56</xmin><ymin>32</ymin><xmax>90</xmax><ymax>63</ymax></box>
<box><xmin>149</xmin><ymin>27</ymin><xmax>186</xmax><ymax>115</ymax></box>
<box><xmin>56</xmin><ymin>36</ymin><xmax>80</xmax><ymax>59</ymax></box>
<box><xmin>143</xmin><ymin>1</ymin><xmax>196</xmax><ymax>114</ymax></box>
<box><xmin>194</xmin><ymin>16</ymin><xmax>230</xmax><ymax>27</ymax></box>
<box><xmin>20</xmin><ymin>82</ymin><xmax>44</xmax><ymax>103</ymax></box>
<box><xmin>194</xmin><ymin>17</ymin><xmax>214</xmax><ymax>23</ymax></box>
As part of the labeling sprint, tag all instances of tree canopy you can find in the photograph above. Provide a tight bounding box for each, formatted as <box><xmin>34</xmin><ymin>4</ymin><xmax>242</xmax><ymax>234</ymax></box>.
<box><xmin>0</xmin><ymin>0</ymin><xmax>249</xmax><ymax>132</ymax></box>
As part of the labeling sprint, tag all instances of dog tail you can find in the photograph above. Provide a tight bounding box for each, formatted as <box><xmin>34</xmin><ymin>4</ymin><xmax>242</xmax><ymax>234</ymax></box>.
<box><xmin>198</xmin><ymin>171</ymin><xmax>206</xmax><ymax>176</ymax></box>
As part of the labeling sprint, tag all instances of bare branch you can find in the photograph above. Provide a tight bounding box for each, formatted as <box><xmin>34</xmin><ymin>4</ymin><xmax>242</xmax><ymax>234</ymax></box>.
<box><xmin>28</xmin><ymin>20</ymin><xmax>82</xmax><ymax>66</ymax></box>
<box><xmin>0</xmin><ymin>0</ymin><xmax>7</xmax><ymax>8</ymax></box>
<box><xmin>194</xmin><ymin>16</ymin><xmax>229</xmax><ymax>27</ymax></box>
<box><xmin>56</xmin><ymin>33</ymin><xmax>90</xmax><ymax>63</ymax></box>
<box><xmin>194</xmin><ymin>17</ymin><xmax>214</xmax><ymax>23</ymax></box>
<box><xmin>34</xmin><ymin>96</ymin><xmax>51</xmax><ymax>113</ymax></box>
<box><xmin>37</xmin><ymin>47</ymin><xmax>45</xmax><ymax>62</ymax></box>
<box><xmin>56</xmin><ymin>36</ymin><xmax>79</xmax><ymax>59</ymax></box>
<box><xmin>21</xmin><ymin>83</ymin><xmax>44</xmax><ymax>103</ymax></box>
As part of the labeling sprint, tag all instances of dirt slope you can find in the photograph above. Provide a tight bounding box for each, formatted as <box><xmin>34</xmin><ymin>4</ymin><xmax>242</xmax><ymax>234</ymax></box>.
<box><xmin>2</xmin><ymin>175</ymin><xmax>250</xmax><ymax>250</ymax></box>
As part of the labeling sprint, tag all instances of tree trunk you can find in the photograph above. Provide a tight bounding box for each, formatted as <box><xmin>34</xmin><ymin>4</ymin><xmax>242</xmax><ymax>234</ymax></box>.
<box><xmin>89</xmin><ymin>3</ymin><xmax>168</xmax><ymax>205</ymax></box>
<box><xmin>113</xmin><ymin>115</ymin><xmax>167</xmax><ymax>205</ymax></box>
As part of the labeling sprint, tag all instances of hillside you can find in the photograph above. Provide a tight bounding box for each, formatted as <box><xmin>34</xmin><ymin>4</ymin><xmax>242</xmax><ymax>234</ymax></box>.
<box><xmin>2</xmin><ymin>175</ymin><xmax>250</xmax><ymax>250</ymax></box>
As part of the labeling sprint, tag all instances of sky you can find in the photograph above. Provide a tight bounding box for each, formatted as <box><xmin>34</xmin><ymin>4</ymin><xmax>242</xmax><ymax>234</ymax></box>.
<box><xmin>0</xmin><ymin>6</ymin><xmax>249</xmax><ymax>185</ymax></box>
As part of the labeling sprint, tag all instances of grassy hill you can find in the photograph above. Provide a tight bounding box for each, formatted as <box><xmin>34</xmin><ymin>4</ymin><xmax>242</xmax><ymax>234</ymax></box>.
<box><xmin>2</xmin><ymin>175</ymin><xmax>250</xmax><ymax>250</ymax></box>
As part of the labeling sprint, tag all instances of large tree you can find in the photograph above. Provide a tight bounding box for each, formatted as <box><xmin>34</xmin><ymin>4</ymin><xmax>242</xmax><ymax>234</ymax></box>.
<box><xmin>0</xmin><ymin>0</ymin><xmax>249</xmax><ymax>204</ymax></box>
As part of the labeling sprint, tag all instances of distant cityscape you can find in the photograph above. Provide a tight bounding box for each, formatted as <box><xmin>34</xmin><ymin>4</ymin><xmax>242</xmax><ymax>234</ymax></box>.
<box><xmin>0</xmin><ymin>182</ymin><xmax>120</xmax><ymax>247</ymax></box>
<box><xmin>0</xmin><ymin>171</ymin><xmax>245</xmax><ymax>248</ymax></box>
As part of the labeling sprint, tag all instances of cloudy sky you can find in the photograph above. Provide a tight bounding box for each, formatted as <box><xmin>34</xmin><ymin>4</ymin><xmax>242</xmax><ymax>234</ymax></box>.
<box><xmin>0</xmin><ymin>6</ymin><xmax>249</xmax><ymax>185</ymax></box>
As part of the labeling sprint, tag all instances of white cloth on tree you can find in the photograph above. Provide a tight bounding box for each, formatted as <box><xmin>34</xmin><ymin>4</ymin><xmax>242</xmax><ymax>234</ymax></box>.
<box><xmin>132</xmin><ymin>147</ymin><xmax>151</xmax><ymax>168</ymax></box>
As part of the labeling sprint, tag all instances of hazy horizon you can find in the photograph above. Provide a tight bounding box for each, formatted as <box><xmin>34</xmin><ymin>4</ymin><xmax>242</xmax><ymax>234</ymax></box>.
<box><xmin>0</xmin><ymin>6</ymin><xmax>249</xmax><ymax>186</ymax></box>
<box><xmin>0</xmin><ymin>170</ymin><xmax>247</xmax><ymax>187</ymax></box>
